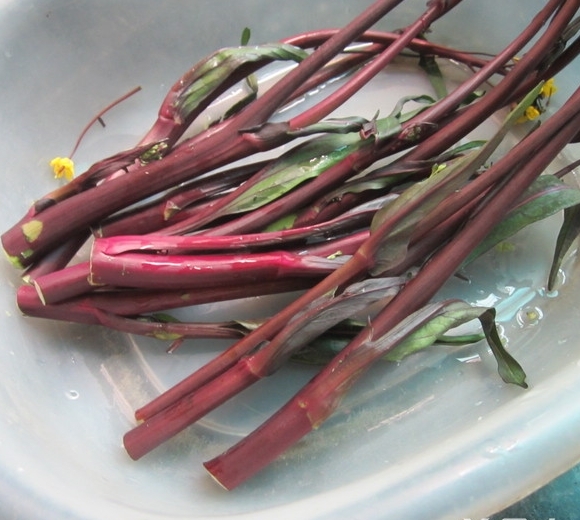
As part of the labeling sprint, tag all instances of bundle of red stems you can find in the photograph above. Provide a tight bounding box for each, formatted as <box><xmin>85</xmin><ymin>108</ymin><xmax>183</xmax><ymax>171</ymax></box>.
<box><xmin>3</xmin><ymin>0</ymin><xmax>580</xmax><ymax>489</ymax></box>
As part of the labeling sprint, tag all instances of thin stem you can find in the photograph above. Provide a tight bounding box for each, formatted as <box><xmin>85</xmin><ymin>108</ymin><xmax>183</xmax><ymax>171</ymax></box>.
<box><xmin>69</xmin><ymin>86</ymin><xmax>143</xmax><ymax>158</ymax></box>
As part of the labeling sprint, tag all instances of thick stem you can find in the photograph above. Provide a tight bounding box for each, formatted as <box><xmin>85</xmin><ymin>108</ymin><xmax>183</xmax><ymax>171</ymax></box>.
<box><xmin>18</xmin><ymin>278</ymin><xmax>315</xmax><ymax>321</ymax></box>
<box><xmin>96</xmin><ymin>160</ymin><xmax>267</xmax><ymax>237</ymax></box>
<box><xmin>203</xmin><ymin>399</ymin><xmax>314</xmax><ymax>490</ymax></box>
<box><xmin>33</xmin><ymin>262</ymin><xmax>93</xmax><ymax>305</ymax></box>
<box><xmin>21</xmin><ymin>231</ymin><xmax>89</xmax><ymax>283</ymax></box>
<box><xmin>89</xmin><ymin>249</ymin><xmax>343</xmax><ymax>290</ymax></box>
<box><xmin>95</xmin><ymin>207</ymin><xmax>372</xmax><ymax>257</ymax></box>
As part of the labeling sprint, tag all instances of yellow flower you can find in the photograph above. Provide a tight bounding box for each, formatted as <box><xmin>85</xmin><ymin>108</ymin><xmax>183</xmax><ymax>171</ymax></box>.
<box><xmin>541</xmin><ymin>78</ymin><xmax>558</xmax><ymax>98</ymax></box>
<box><xmin>516</xmin><ymin>105</ymin><xmax>542</xmax><ymax>124</ymax></box>
<box><xmin>50</xmin><ymin>157</ymin><xmax>75</xmax><ymax>181</ymax></box>
<box><xmin>524</xmin><ymin>105</ymin><xmax>541</xmax><ymax>121</ymax></box>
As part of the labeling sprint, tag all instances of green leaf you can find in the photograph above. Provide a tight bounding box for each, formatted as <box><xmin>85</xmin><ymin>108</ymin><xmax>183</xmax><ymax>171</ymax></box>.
<box><xmin>548</xmin><ymin>204</ymin><xmax>580</xmax><ymax>290</ymax></box>
<box><xmin>271</xmin><ymin>277</ymin><xmax>405</xmax><ymax>365</ymax></box>
<box><xmin>262</xmin><ymin>213</ymin><xmax>298</xmax><ymax>232</ymax></box>
<box><xmin>384</xmin><ymin>300</ymin><xmax>487</xmax><ymax>361</ymax></box>
<box><xmin>175</xmin><ymin>43</ymin><xmax>308</xmax><ymax>122</ymax></box>
<box><xmin>369</xmin><ymin>152</ymin><xmax>479</xmax><ymax>275</ymax></box>
<box><xmin>240</xmin><ymin>27</ymin><xmax>251</xmax><ymax>46</ymax></box>
<box><xmin>368</xmin><ymin>84</ymin><xmax>550</xmax><ymax>276</ymax></box>
<box><xmin>437</xmin><ymin>332</ymin><xmax>485</xmax><ymax>345</ymax></box>
<box><xmin>478</xmin><ymin>307</ymin><xmax>528</xmax><ymax>388</ymax></box>
<box><xmin>146</xmin><ymin>313</ymin><xmax>181</xmax><ymax>323</ymax></box>
<box><xmin>465</xmin><ymin>175</ymin><xmax>580</xmax><ymax>265</ymax></box>
<box><xmin>221</xmin><ymin>131</ymin><xmax>372</xmax><ymax>215</ymax></box>
<box><xmin>419</xmin><ymin>53</ymin><xmax>447</xmax><ymax>99</ymax></box>
<box><xmin>369</xmin><ymin>300</ymin><xmax>527</xmax><ymax>388</ymax></box>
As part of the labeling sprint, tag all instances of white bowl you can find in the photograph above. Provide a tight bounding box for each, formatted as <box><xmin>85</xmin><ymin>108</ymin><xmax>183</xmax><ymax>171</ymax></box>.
<box><xmin>2</xmin><ymin>1</ymin><xmax>580</xmax><ymax>519</ymax></box>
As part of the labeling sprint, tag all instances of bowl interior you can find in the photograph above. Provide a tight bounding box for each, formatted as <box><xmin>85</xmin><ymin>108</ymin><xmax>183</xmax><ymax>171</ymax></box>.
<box><xmin>1</xmin><ymin>1</ymin><xmax>580</xmax><ymax>519</ymax></box>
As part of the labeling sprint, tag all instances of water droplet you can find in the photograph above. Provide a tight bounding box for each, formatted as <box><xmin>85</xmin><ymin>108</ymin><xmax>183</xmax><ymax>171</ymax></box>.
<box><xmin>66</xmin><ymin>389</ymin><xmax>80</xmax><ymax>400</ymax></box>
<box><xmin>538</xmin><ymin>271</ymin><xmax>564</xmax><ymax>299</ymax></box>
<box><xmin>516</xmin><ymin>305</ymin><xmax>543</xmax><ymax>328</ymax></box>
<box><xmin>483</xmin><ymin>437</ymin><xmax>519</xmax><ymax>458</ymax></box>
<box><xmin>496</xmin><ymin>323</ymin><xmax>508</xmax><ymax>344</ymax></box>
<box><xmin>456</xmin><ymin>353</ymin><xmax>481</xmax><ymax>364</ymax></box>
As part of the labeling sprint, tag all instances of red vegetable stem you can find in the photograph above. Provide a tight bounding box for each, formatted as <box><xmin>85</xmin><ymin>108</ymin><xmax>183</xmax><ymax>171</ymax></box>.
<box><xmin>203</xmin><ymin>90</ymin><xmax>580</xmax><ymax>490</ymax></box>
<box><xmin>96</xmin><ymin>208</ymin><xmax>373</xmax><ymax>256</ymax></box>
<box><xmin>34</xmin><ymin>206</ymin><xmax>372</xmax><ymax>306</ymax></box>
<box><xmin>33</xmin><ymin>261</ymin><xmax>93</xmax><ymax>305</ymax></box>
<box><xmin>89</xmin><ymin>249</ymin><xmax>344</xmax><ymax>290</ymax></box>
<box><xmin>286</xmin><ymin>0</ymin><xmax>465</xmax><ymax>130</ymax></box>
<box><xmin>18</xmin><ymin>284</ymin><xmax>253</xmax><ymax>340</ymax></box>
<box><xmin>88</xmin><ymin>278</ymin><xmax>314</xmax><ymax>316</ymax></box>
<box><xmin>21</xmin><ymin>230</ymin><xmax>90</xmax><ymax>283</ymax></box>
<box><xmin>96</xmin><ymin>160</ymin><xmax>268</xmax><ymax>238</ymax></box>
<box><xmin>18</xmin><ymin>278</ymin><xmax>315</xmax><ymax>323</ymax></box>
<box><xmin>0</xmin><ymin>0</ymin><xmax>414</xmax><ymax>268</ymax></box>
<box><xmin>283</xmin><ymin>29</ymin><xmax>494</xmax><ymax>71</ymax></box>
<box><xmin>91</xmin><ymin>309</ymin><xmax>250</xmax><ymax>341</ymax></box>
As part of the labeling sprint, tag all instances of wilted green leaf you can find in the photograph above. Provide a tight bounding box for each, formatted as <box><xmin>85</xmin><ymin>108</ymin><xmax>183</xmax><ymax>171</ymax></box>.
<box><xmin>270</xmin><ymin>277</ymin><xmax>405</xmax><ymax>365</ymax></box>
<box><xmin>466</xmin><ymin>176</ymin><xmax>580</xmax><ymax>265</ymax></box>
<box><xmin>220</xmin><ymin>131</ymin><xmax>372</xmax><ymax>215</ymax></box>
<box><xmin>175</xmin><ymin>43</ymin><xmax>308</xmax><ymax>122</ymax></box>
<box><xmin>419</xmin><ymin>53</ymin><xmax>447</xmax><ymax>99</ymax></box>
<box><xmin>384</xmin><ymin>300</ymin><xmax>485</xmax><ymax>361</ymax></box>
<box><xmin>386</xmin><ymin>94</ymin><xmax>436</xmax><ymax>123</ymax></box>
<box><xmin>369</xmin><ymin>299</ymin><xmax>527</xmax><ymax>388</ymax></box>
<box><xmin>287</xmin><ymin>116</ymin><xmax>375</xmax><ymax>138</ymax></box>
<box><xmin>478</xmin><ymin>307</ymin><xmax>528</xmax><ymax>388</ymax></box>
<box><xmin>548</xmin><ymin>204</ymin><xmax>580</xmax><ymax>290</ymax></box>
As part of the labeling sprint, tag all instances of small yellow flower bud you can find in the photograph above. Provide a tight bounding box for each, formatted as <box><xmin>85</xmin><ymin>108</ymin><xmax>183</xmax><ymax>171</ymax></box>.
<box><xmin>540</xmin><ymin>78</ymin><xmax>557</xmax><ymax>98</ymax></box>
<box><xmin>50</xmin><ymin>157</ymin><xmax>75</xmax><ymax>181</ymax></box>
<box><xmin>524</xmin><ymin>105</ymin><xmax>541</xmax><ymax>121</ymax></box>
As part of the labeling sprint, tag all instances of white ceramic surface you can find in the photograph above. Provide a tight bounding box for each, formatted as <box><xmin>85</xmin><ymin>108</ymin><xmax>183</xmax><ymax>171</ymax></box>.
<box><xmin>1</xmin><ymin>1</ymin><xmax>580</xmax><ymax>519</ymax></box>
